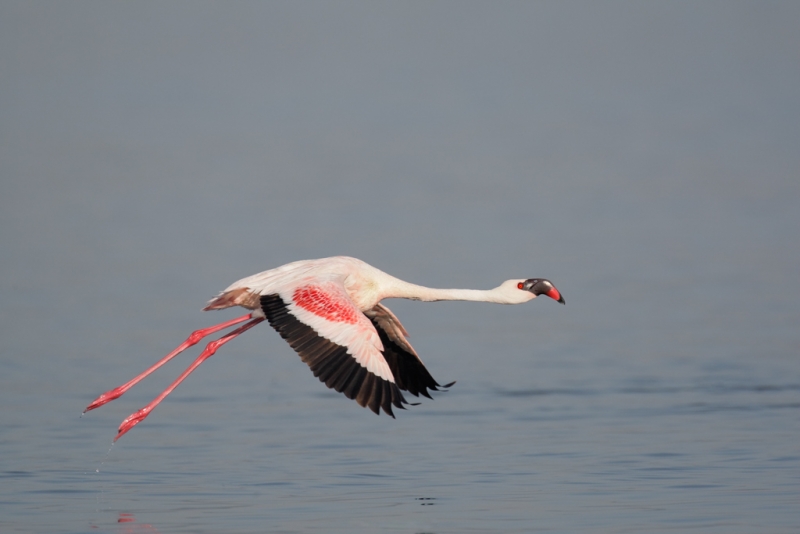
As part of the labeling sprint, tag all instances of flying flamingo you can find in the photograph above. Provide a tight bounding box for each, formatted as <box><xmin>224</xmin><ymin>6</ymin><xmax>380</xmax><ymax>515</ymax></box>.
<box><xmin>85</xmin><ymin>256</ymin><xmax>565</xmax><ymax>440</ymax></box>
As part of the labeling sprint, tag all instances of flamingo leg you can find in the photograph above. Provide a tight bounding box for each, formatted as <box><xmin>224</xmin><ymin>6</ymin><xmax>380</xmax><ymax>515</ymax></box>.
<box><xmin>114</xmin><ymin>316</ymin><xmax>265</xmax><ymax>441</ymax></box>
<box><xmin>84</xmin><ymin>313</ymin><xmax>254</xmax><ymax>413</ymax></box>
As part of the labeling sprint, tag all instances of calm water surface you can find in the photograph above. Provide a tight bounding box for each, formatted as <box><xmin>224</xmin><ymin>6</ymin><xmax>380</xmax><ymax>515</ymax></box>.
<box><xmin>1</xmin><ymin>3</ymin><xmax>799</xmax><ymax>533</ymax></box>
<box><xmin>3</xmin><ymin>287</ymin><xmax>798</xmax><ymax>533</ymax></box>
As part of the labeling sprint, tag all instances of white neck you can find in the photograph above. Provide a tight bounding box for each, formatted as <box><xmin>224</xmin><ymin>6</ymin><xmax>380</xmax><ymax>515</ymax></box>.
<box><xmin>383</xmin><ymin>279</ymin><xmax>533</xmax><ymax>305</ymax></box>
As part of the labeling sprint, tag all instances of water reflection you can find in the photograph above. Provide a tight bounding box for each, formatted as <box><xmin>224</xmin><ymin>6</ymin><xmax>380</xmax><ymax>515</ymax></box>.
<box><xmin>116</xmin><ymin>513</ymin><xmax>160</xmax><ymax>534</ymax></box>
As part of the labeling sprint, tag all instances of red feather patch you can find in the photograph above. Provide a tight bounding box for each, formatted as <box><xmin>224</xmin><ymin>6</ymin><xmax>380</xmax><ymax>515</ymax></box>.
<box><xmin>293</xmin><ymin>285</ymin><xmax>360</xmax><ymax>324</ymax></box>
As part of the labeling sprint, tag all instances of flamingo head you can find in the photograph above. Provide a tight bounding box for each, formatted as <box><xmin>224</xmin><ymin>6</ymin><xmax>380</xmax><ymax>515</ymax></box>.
<box><xmin>518</xmin><ymin>278</ymin><xmax>565</xmax><ymax>304</ymax></box>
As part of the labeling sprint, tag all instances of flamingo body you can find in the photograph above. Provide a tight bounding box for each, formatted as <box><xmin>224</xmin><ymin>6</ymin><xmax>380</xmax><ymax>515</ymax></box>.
<box><xmin>86</xmin><ymin>256</ymin><xmax>564</xmax><ymax>440</ymax></box>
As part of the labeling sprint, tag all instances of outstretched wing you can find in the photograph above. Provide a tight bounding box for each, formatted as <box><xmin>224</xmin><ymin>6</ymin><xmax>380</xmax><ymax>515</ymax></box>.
<box><xmin>260</xmin><ymin>283</ymin><xmax>408</xmax><ymax>416</ymax></box>
<box><xmin>365</xmin><ymin>303</ymin><xmax>455</xmax><ymax>399</ymax></box>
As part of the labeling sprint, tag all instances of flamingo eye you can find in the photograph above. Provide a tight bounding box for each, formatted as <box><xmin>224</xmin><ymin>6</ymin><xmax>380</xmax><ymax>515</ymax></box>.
<box><xmin>517</xmin><ymin>282</ymin><xmax>524</xmax><ymax>290</ymax></box>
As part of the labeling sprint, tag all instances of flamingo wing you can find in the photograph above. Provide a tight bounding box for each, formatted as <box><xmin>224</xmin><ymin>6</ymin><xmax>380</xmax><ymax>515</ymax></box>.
<box><xmin>260</xmin><ymin>283</ymin><xmax>408</xmax><ymax>416</ymax></box>
<box><xmin>365</xmin><ymin>303</ymin><xmax>455</xmax><ymax>399</ymax></box>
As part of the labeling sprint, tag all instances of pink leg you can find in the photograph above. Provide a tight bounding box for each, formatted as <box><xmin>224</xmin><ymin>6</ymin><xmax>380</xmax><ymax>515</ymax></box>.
<box><xmin>84</xmin><ymin>313</ymin><xmax>253</xmax><ymax>413</ymax></box>
<box><xmin>114</xmin><ymin>317</ymin><xmax>265</xmax><ymax>441</ymax></box>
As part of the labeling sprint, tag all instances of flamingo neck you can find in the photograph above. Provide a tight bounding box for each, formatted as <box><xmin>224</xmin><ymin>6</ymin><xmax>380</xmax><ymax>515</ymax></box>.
<box><xmin>386</xmin><ymin>281</ymin><xmax>521</xmax><ymax>304</ymax></box>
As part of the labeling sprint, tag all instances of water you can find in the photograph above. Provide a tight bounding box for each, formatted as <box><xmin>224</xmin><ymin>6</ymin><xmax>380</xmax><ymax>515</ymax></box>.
<box><xmin>1</xmin><ymin>2</ymin><xmax>799</xmax><ymax>533</ymax></box>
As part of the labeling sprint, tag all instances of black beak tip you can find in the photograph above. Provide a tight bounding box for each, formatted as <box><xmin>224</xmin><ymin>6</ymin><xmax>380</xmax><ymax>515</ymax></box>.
<box><xmin>558</xmin><ymin>295</ymin><xmax>565</xmax><ymax>305</ymax></box>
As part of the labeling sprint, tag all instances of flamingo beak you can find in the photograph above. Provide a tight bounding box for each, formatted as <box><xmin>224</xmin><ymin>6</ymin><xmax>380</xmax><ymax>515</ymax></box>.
<box><xmin>526</xmin><ymin>279</ymin><xmax>565</xmax><ymax>304</ymax></box>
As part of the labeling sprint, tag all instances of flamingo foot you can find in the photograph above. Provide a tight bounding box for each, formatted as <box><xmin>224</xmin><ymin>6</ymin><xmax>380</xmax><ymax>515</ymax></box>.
<box><xmin>84</xmin><ymin>386</ymin><xmax>126</xmax><ymax>413</ymax></box>
<box><xmin>115</xmin><ymin>407</ymin><xmax>151</xmax><ymax>441</ymax></box>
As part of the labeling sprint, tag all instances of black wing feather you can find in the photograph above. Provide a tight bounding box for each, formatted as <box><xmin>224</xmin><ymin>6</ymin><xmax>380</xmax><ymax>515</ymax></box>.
<box><xmin>368</xmin><ymin>316</ymin><xmax>455</xmax><ymax>399</ymax></box>
<box><xmin>260</xmin><ymin>294</ymin><xmax>409</xmax><ymax>417</ymax></box>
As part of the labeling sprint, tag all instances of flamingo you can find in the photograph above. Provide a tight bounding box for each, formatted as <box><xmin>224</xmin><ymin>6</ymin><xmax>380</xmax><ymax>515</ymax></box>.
<box><xmin>85</xmin><ymin>256</ymin><xmax>565</xmax><ymax>440</ymax></box>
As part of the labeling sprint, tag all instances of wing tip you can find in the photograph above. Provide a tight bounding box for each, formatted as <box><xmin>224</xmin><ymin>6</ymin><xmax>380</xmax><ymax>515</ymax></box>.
<box><xmin>431</xmin><ymin>379</ymin><xmax>456</xmax><ymax>390</ymax></box>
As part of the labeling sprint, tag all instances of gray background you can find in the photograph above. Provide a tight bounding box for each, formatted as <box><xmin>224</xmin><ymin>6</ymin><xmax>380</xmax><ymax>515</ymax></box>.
<box><xmin>1</xmin><ymin>2</ymin><xmax>798</xmax><ymax>533</ymax></box>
